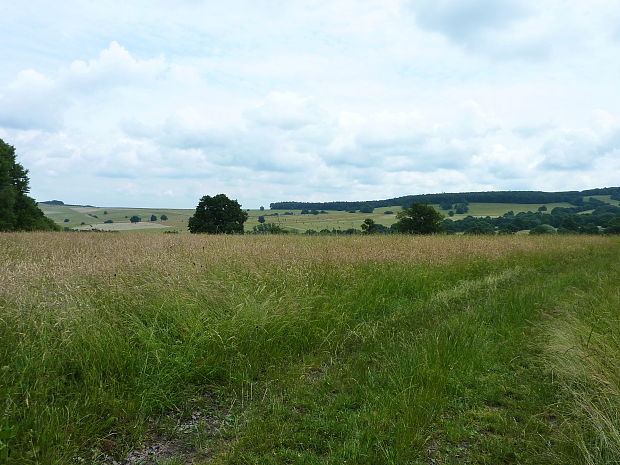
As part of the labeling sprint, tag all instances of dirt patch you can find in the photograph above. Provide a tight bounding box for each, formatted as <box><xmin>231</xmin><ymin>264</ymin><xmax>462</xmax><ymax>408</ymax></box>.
<box><xmin>98</xmin><ymin>398</ymin><xmax>228</xmax><ymax>465</ymax></box>
<box><xmin>71</xmin><ymin>207</ymin><xmax>100</xmax><ymax>213</ymax></box>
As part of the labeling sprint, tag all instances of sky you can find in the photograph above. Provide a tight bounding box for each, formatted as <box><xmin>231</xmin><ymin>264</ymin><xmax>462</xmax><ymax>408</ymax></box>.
<box><xmin>1</xmin><ymin>0</ymin><xmax>619</xmax><ymax>208</ymax></box>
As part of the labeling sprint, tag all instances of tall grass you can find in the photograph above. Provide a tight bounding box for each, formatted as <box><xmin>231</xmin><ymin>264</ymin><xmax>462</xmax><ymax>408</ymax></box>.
<box><xmin>0</xmin><ymin>233</ymin><xmax>617</xmax><ymax>464</ymax></box>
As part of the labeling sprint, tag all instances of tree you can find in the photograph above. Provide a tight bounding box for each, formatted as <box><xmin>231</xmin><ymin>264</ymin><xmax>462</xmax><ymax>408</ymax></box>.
<box><xmin>150</xmin><ymin>214</ymin><xmax>157</xmax><ymax>222</ymax></box>
<box><xmin>259</xmin><ymin>206</ymin><xmax>265</xmax><ymax>211</ymax></box>
<box><xmin>538</xmin><ymin>205</ymin><xmax>547</xmax><ymax>212</ymax></box>
<box><xmin>395</xmin><ymin>203</ymin><xmax>444</xmax><ymax>234</ymax></box>
<box><xmin>359</xmin><ymin>206</ymin><xmax>374</xmax><ymax>214</ymax></box>
<box><xmin>0</xmin><ymin>138</ymin><xmax>58</xmax><ymax>231</ymax></box>
<box><xmin>361</xmin><ymin>218</ymin><xmax>378</xmax><ymax>234</ymax></box>
<box><xmin>257</xmin><ymin>215</ymin><xmax>266</xmax><ymax>224</ymax></box>
<box><xmin>188</xmin><ymin>194</ymin><xmax>248</xmax><ymax>234</ymax></box>
<box><xmin>252</xmin><ymin>223</ymin><xmax>288</xmax><ymax>234</ymax></box>
<box><xmin>455</xmin><ymin>203</ymin><xmax>469</xmax><ymax>214</ymax></box>
<box><xmin>130</xmin><ymin>216</ymin><xmax>141</xmax><ymax>223</ymax></box>
<box><xmin>529</xmin><ymin>224</ymin><xmax>556</xmax><ymax>235</ymax></box>
<box><xmin>605</xmin><ymin>217</ymin><xmax>620</xmax><ymax>234</ymax></box>
<box><xmin>160</xmin><ymin>214</ymin><xmax>168</xmax><ymax>221</ymax></box>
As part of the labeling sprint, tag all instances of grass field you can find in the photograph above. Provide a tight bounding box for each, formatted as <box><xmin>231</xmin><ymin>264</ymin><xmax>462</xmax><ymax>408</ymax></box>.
<box><xmin>1</xmin><ymin>233</ymin><xmax>619</xmax><ymax>464</ymax></box>
<box><xmin>39</xmin><ymin>201</ymin><xmax>579</xmax><ymax>234</ymax></box>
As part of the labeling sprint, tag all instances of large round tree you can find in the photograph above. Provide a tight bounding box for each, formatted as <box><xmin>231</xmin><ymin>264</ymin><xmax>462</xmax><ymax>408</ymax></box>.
<box><xmin>188</xmin><ymin>194</ymin><xmax>248</xmax><ymax>234</ymax></box>
<box><xmin>395</xmin><ymin>202</ymin><xmax>444</xmax><ymax>234</ymax></box>
<box><xmin>0</xmin><ymin>138</ymin><xmax>58</xmax><ymax>231</ymax></box>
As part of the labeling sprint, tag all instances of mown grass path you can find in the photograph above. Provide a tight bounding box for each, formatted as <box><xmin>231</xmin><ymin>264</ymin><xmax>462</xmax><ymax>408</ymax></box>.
<box><xmin>0</xmin><ymin>234</ymin><xmax>618</xmax><ymax>464</ymax></box>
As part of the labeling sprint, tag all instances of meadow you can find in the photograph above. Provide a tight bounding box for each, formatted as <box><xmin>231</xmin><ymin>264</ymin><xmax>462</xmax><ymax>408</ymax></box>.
<box><xmin>1</xmin><ymin>233</ymin><xmax>619</xmax><ymax>464</ymax></box>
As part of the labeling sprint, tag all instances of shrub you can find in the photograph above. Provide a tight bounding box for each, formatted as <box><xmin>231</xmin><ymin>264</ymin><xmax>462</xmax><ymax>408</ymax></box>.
<box><xmin>529</xmin><ymin>224</ymin><xmax>556</xmax><ymax>235</ymax></box>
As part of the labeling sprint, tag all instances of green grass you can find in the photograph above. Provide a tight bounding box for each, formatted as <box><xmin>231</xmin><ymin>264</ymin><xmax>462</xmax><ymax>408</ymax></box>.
<box><xmin>1</xmin><ymin>234</ymin><xmax>618</xmax><ymax>464</ymax></box>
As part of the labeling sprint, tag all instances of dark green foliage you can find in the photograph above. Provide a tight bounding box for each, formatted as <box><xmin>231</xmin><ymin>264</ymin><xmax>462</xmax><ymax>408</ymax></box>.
<box><xmin>270</xmin><ymin>187</ymin><xmax>620</xmax><ymax>211</ymax></box>
<box><xmin>257</xmin><ymin>216</ymin><xmax>265</xmax><ymax>224</ymax></box>
<box><xmin>442</xmin><ymin>204</ymin><xmax>620</xmax><ymax>234</ymax></box>
<box><xmin>580</xmin><ymin>223</ymin><xmax>599</xmax><ymax>235</ymax></box>
<box><xmin>384</xmin><ymin>210</ymin><xmax>394</xmax><ymax>215</ymax></box>
<box><xmin>104</xmin><ymin>220</ymin><xmax>114</xmax><ymax>224</ymax></box>
<box><xmin>160</xmin><ymin>214</ymin><xmax>168</xmax><ymax>221</ymax></box>
<box><xmin>464</xmin><ymin>224</ymin><xmax>495</xmax><ymax>235</ymax></box>
<box><xmin>530</xmin><ymin>224</ymin><xmax>556</xmax><ymax>235</ymax></box>
<box><xmin>252</xmin><ymin>223</ymin><xmax>288</xmax><ymax>234</ymax></box>
<box><xmin>64</xmin><ymin>219</ymin><xmax>70</xmax><ymax>223</ymax></box>
<box><xmin>395</xmin><ymin>203</ymin><xmax>444</xmax><ymax>234</ymax></box>
<box><xmin>0</xmin><ymin>138</ymin><xmax>58</xmax><ymax>231</ymax></box>
<box><xmin>454</xmin><ymin>203</ymin><xmax>469</xmax><ymax>214</ymax></box>
<box><xmin>448</xmin><ymin>210</ymin><xmax>455</xmax><ymax>217</ymax></box>
<box><xmin>538</xmin><ymin>205</ymin><xmax>547</xmax><ymax>212</ymax></box>
<box><xmin>150</xmin><ymin>215</ymin><xmax>157</xmax><ymax>222</ymax></box>
<box><xmin>359</xmin><ymin>206</ymin><xmax>374</xmax><ymax>214</ymax></box>
<box><xmin>440</xmin><ymin>203</ymin><xmax>453</xmax><ymax>210</ymax></box>
<box><xmin>188</xmin><ymin>194</ymin><xmax>248</xmax><ymax>234</ymax></box>
<box><xmin>605</xmin><ymin>217</ymin><xmax>620</xmax><ymax>234</ymax></box>
<box><xmin>259</xmin><ymin>206</ymin><xmax>265</xmax><ymax>211</ymax></box>
<box><xmin>361</xmin><ymin>218</ymin><xmax>377</xmax><ymax>234</ymax></box>
<box><xmin>129</xmin><ymin>216</ymin><xmax>141</xmax><ymax>223</ymax></box>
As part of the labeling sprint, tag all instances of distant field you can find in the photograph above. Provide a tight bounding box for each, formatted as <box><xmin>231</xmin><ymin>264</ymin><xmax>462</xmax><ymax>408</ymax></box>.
<box><xmin>1</xmin><ymin>233</ymin><xmax>618</xmax><ymax>464</ymax></box>
<box><xmin>41</xmin><ymin>200</ymin><xmax>584</xmax><ymax>233</ymax></box>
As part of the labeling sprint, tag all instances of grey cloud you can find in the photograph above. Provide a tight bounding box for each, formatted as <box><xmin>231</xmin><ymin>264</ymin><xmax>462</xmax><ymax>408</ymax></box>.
<box><xmin>410</xmin><ymin>0</ymin><xmax>528</xmax><ymax>42</ymax></box>
<box><xmin>539</xmin><ymin>129</ymin><xmax>619</xmax><ymax>170</ymax></box>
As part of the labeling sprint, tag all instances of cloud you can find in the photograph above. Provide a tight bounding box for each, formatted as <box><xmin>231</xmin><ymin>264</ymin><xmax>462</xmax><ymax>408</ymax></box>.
<box><xmin>410</xmin><ymin>0</ymin><xmax>528</xmax><ymax>43</ymax></box>
<box><xmin>1</xmin><ymin>2</ymin><xmax>620</xmax><ymax>208</ymax></box>
<box><xmin>0</xmin><ymin>42</ymin><xmax>167</xmax><ymax>131</ymax></box>
<box><xmin>244</xmin><ymin>92</ymin><xmax>326</xmax><ymax>130</ymax></box>
<box><xmin>540</xmin><ymin>126</ymin><xmax>620</xmax><ymax>170</ymax></box>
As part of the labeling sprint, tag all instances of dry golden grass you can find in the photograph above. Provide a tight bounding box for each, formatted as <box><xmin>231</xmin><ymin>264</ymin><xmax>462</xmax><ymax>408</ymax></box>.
<box><xmin>0</xmin><ymin>232</ymin><xmax>608</xmax><ymax>320</ymax></box>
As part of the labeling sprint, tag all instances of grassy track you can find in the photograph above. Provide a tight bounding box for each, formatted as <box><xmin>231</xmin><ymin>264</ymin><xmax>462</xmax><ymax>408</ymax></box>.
<box><xmin>0</xmin><ymin>234</ymin><xmax>618</xmax><ymax>464</ymax></box>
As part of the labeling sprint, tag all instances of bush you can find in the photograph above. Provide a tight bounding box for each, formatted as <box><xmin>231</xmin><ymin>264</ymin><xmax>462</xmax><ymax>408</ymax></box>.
<box><xmin>252</xmin><ymin>223</ymin><xmax>288</xmax><ymax>234</ymax></box>
<box><xmin>104</xmin><ymin>220</ymin><xmax>113</xmax><ymax>224</ymax></box>
<box><xmin>130</xmin><ymin>216</ymin><xmax>141</xmax><ymax>223</ymax></box>
<box><xmin>160</xmin><ymin>214</ymin><xmax>168</xmax><ymax>221</ymax></box>
<box><xmin>150</xmin><ymin>215</ymin><xmax>157</xmax><ymax>222</ymax></box>
<box><xmin>529</xmin><ymin>224</ymin><xmax>556</xmax><ymax>235</ymax></box>
<box><xmin>63</xmin><ymin>219</ymin><xmax>70</xmax><ymax>223</ymax></box>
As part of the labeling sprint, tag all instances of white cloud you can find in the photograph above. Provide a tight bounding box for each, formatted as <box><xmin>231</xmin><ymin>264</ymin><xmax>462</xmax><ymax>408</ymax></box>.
<box><xmin>0</xmin><ymin>1</ymin><xmax>619</xmax><ymax>208</ymax></box>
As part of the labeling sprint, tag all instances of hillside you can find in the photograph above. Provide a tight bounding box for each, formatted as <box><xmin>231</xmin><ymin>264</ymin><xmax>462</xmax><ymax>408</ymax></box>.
<box><xmin>270</xmin><ymin>187</ymin><xmax>620</xmax><ymax>211</ymax></box>
<box><xmin>40</xmin><ymin>190</ymin><xmax>620</xmax><ymax>234</ymax></box>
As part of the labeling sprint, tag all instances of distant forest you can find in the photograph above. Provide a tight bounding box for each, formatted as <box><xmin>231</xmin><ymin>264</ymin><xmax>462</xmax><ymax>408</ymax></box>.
<box><xmin>271</xmin><ymin>187</ymin><xmax>620</xmax><ymax>211</ymax></box>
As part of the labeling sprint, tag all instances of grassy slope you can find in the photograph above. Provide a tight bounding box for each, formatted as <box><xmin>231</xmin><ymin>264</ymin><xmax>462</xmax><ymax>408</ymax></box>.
<box><xmin>40</xmin><ymin>201</ymin><xmax>576</xmax><ymax>233</ymax></box>
<box><xmin>0</xmin><ymin>234</ymin><xmax>618</xmax><ymax>464</ymax></box>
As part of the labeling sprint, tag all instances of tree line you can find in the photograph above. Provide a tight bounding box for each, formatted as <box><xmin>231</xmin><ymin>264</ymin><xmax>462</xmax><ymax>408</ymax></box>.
<box><xmin>270</xmin><ymin>187</ymin><xmax>620</xmax><ymax>211</ymax></box>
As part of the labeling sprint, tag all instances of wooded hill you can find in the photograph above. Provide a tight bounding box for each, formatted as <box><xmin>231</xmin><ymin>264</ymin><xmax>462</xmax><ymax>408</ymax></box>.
<box><xmin>271</xmin><ymin>187</ymin><xmax>620</xmax><ymax>211</ymax></box>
